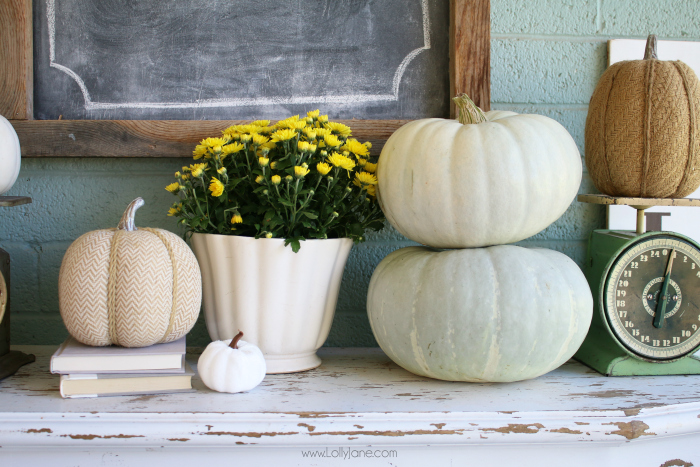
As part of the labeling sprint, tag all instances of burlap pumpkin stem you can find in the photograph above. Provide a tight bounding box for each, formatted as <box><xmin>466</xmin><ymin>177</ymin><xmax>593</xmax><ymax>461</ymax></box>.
<box><xmin>585</xmin><ymin>34</ymin><xmax>700</xmax><ymax>198</ymax></box>
<box><xmin>58</xmin><ymin>198</ymin><xmax>202</xmax><ymax>347</ymax></box>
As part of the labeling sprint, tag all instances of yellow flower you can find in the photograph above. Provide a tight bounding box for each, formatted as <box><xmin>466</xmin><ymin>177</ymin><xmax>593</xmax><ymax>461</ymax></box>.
<box><xmin>270</xmin><ymin>161</ymin><xmax>278</xmax><ymax>170</ymax></box>
<box><xmin>256</xmin><ymin>175</ymin><xmax>265</xmax><ymax>184</ymax></box>
<box><xmin>307</xmin><ymin>109</ymin><xmax>320</xmax><ymax>118</ymax></box>
<box><xmin>265</xmin><ymin>232</ymin><xmax>273</xmax><ymax>238</ymax></box>
<box><xmin>303</xmin><ymin>128</ymin><xmax>317</xmax><ymax>140</ymax></box>
<box><xmin>271</xmin><ymin>175</ymin><xmax>282</xmax><ymax>185</ymax></box>
<box><xmin>209</xmin><ymin>177</ymin><xmax>225</xmax><ymax>197</ymax></box>
<box><xmin>259</xmin><ymin>156</ymin><xmax>270</xmax><ymax>167</ymax></box>
<box><xmin>298</xmin><ymin>141</ymin><xmax>313</xmax><ymax>152</ymax></box>
<box><xmin>275</xmin><ymin>115</ymin><xmax>300</xmax><ymax>129</ymax></box>
<box><xmin>174</xmin><ymin>171</ymin><xmax>181</xmax><ymax>177</ymax></box>
<box><xmin>325</xmin><ymin>121</ymin><xmax>351</xmax><ymax>137</ymax></box>
<box><xmin>290</xmin><ymin>120</ymin><xmax>307</xmax><ymax>130</ymax></box>
<box><xmin>167</xmin><ymin>206</ymin><xmax>180</xmax><ymax>216</ymax></box>
<box><xmin>356</xmin><ymin>157</ymin><xmax>367</xmax><ymax>167</ymax></box>
<box><xmin>252</xmin><ymin>134</ymin><xmax>270</xmax><ymax>145</ymax></box>
<box><xmin>316</xmin><ymin>162</ymin><xmax>332</xmax><ymax>175</ymax></box>
<box><xmin>364</xmin><ymin>162</ymin><xmax>377</xmax><ymax>173</ymax></box>
<box><xmin>231</xmin><ymin>214</ymin><xmax>243</xmax><ymax>224</ymax></box>
<box><xmin>217</xmin><ymin>167</ymin><xmax>227</xmax><ymax>174</ymax></box>
<box><xmin>202</xmin><ymin>137</ymin><xmax>227</xmax><ymax>148</ymax></box>
<box><xmin>240</xmin><ymin>134</ymin><xmax>252</xmax><ymax>143</ymax></box>
<box><xmin>345</xmin><ymin>138</ymin><xmax>369</xmax><ymax>157</ymax></box>
<box><xmin>323</xmin><ymin>134</ymin><xmax>341</xmax><ymax>148</ymax></box>
<box><xmin>314</xmin><ymin>127</ymin><xmax>331</xmax><ymax>137</ymax></box>
<box><xmin>327</xmin><ymin>152</ymin><xmax>356</xmax><ymax>171</ymax></box>
<box><xmin>190</xmin><ymin>163</ymin><xmax>207</xmax><ymax>177</ymax></box>
<box><xmin>364</xmin><ymin>141</ymin><xmax>372</xmax><ymax>149</ymax></box>
<box><xmin>294</xmin><ymin>165</ymin><xmax>310</xmax><ymax>178</ymax></box>
<box><xmin>366</xmin><ymin>185</ymin><xmax>376</xmax><ymax>197</ymax></box>
<box><xmin>271</xmin><ymin>129</ymin><xmax>297</xmax><ymax>142</ymax></box>
<box><xmin>222</xmin><ymin>142</ymin><xmax>245</xmax><ymax>156</ymax></box>
<box><xmin>165</xmin><ymin>182</ymin><xmax>180</xmax><ymax>193</ymax></box>
<box><xmin>317</xmin><ymin>115</ymin><xmax>329</xmax><ymax>124</ymax></box>
<box><xmin>192</xmin><ymin>145</ymin><xmax>208</xmax><ymax>160</ymax></box>
<box><xmin>181</xmin><ymin>174</ymin><xmax>190</xmax><ymax>181</ymax></box>
<box><xmin>354</xmin><ymin>171</ymin><xmax>378</xmax><ymax>188</ymax></box>
<box><xmin>251</xmin><ymin>120</ymin><xmax>271</xmax><ymax>127</ymax></box>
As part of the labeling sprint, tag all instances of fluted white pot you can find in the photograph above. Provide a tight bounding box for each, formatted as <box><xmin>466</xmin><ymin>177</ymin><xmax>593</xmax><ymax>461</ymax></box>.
<box><xmin>191</xmin><ymin>234</ymin><xmax>353</xmax><ymax>374</ymax></box>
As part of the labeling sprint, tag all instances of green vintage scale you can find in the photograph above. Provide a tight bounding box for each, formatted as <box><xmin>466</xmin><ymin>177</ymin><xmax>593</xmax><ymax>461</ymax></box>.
<box><xmin>575</xmin><ymin>194</ymin><xmax>700</xmax><ymax>376</ymax></box>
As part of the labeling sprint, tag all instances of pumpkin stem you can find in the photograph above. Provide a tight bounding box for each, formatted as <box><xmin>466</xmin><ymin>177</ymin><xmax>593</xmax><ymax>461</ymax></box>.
<box><xmin>117</xmin><ymin>198</ymin><xmax>145</xmax><ymax>231</ymax></box>
<box><xmin>229</xmin><ymin>331</ymin><xmax>244</xmax><ymax>350</ymax></box>
<box><xmin>452</xmin><ymin>94</ymin><xmax>488</xmax><ymax>125</ymax></box>
<box><xmin>644</xmin><ymin>34</ymin><xmax>658</xmax><ymax>60</ymax></box>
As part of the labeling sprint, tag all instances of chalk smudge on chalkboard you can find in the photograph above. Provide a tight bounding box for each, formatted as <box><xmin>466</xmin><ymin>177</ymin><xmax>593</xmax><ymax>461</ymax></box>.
<box><xmin>34</xmin><ymin>0</ymin><xmax>450</xmax><ymax>120</ymax></box>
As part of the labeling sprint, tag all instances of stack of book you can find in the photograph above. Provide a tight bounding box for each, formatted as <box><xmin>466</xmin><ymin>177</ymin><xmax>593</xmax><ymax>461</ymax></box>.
<box><xmin>50</xmin><ymin>337</ymin><xmax>194</xmax><ymax>398</ymax></box>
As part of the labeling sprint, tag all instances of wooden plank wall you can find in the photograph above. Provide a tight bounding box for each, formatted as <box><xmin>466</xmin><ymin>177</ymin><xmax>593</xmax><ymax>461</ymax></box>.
<box><xmin>0</xmin><ymin>0</ymin><xmax>33</xmax><ymax>120</ymax></box>
<box><xmin>1</xmin><ymin>0</ymin><xmax>490</xmax><ymax>158</ymax></box>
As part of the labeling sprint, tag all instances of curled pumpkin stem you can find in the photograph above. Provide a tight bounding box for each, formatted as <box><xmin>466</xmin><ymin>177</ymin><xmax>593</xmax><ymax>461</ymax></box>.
<box><xmin>452</xmin><ymin>94</ymin><xmax>488</xmax><ymax>125</ymax></box>
<box><xmin>229</xmin><ymin>331</ymin><xmax>244</xmax><ymax>349</ymax></box>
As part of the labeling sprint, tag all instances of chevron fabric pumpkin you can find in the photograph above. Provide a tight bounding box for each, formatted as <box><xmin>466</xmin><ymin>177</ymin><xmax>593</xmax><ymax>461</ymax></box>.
<box><xmin>367</xmin><ymin>245</ymin><xmax>593</xmax><ymax>382</ymax></box>
<box><xmin>58</xmin><ymin>198</ymin><xmax>202</xmax><ymax>347</ymax></box>
<box><xmin>585</xmin><ymin>35</ymin><xmax>700</xmax><ymax>198</ymax></box>
<box><xmin>377</xmin><ymin>95</ymin><xmax>581</xmax><ymax>249</ymax></box>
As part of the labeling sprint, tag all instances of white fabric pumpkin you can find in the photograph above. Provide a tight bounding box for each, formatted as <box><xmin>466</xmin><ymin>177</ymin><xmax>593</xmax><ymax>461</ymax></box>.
<box><xmin>198</xmin><ymin>332</ymin><xmax>266</xmax><ymax>393</ymax></box>
<box><xmin>377</xmin><ymin>96</ymin><xmax>582</xmax><ymax>248</ymax></box>
<box><xmin>367</xmin><ymin>245</ymin><xmax>593</xmax><ymax>382</ymax></box>
<box><xmin>0</xmin><ymin>115</ymin><xmax>21</xmax><ymax>195</ymax></box>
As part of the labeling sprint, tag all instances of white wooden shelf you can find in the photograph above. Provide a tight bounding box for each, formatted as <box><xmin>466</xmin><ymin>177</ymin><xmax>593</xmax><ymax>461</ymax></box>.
<box><xmin>1</xmin><ymin>346</ymin><xmax>700</xmax><ymax>466</ymax></box>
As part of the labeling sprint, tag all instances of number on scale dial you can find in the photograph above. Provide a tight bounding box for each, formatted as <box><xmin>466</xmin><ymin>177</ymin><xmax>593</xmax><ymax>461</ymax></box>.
<box><xmin>605</xmin><ymin>236</ymin><xmax>700</xmax><ymax>361</ymax></box>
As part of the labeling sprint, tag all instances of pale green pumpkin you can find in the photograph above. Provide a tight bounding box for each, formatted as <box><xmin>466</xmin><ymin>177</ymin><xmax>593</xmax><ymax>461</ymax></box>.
<box><xmin>367</xmin><ymin>245</ymin><xmax>593</xmax><ymax>382</ymax></box>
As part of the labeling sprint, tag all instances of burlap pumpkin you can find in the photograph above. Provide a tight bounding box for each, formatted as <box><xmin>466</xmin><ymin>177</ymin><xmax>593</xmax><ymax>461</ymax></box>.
<box><xmin>58</xmin><ymin>198</ymin><xmax>201</xmax><ymax>347</ymax></box>
<box><xmin>585</xmin><ymin>35</ymin><xmax>700</xmax><ymax>198</ymax></box>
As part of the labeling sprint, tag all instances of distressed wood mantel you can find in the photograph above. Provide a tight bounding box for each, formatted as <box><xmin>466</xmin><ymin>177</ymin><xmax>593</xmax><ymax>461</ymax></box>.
<box><xmin>1</xmin><ymin>346</ymin><xmax>700</xmax><ymax>466</ymax></box>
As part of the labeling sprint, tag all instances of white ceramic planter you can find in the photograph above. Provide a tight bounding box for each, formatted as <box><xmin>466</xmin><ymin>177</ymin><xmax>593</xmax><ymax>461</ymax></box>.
<box><xmin>191</xmin><ymin>234</ymin><xmax>353</xmax><ymax>374</ymax></box>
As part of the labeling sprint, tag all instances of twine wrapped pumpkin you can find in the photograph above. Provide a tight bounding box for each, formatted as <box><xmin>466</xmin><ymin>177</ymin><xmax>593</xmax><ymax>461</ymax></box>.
<box><xmin>585</xmin><ymin>35</ymin><xmax>700</xmax><ymax>198</ymax></box>
<box><xmin>59</xmin><ymin>198</ymin><xmax>201</xmax><ymax>347</ymax></box>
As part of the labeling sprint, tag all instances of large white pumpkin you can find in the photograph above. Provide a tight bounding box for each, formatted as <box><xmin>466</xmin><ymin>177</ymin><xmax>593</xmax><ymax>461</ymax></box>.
<box><xmin>0</xmin><ymin>115</ymin><xmax>21</xmax><ymax>195</ymax></box>
<box><xmin>367</xmin><ymin>245</ymin><xmax>593</xmax><ymax>382</ymax></box>
<box><xmin>377</xmin><ymin>97</ymin><xmax>581</xmax><ymax>248</ymax></box>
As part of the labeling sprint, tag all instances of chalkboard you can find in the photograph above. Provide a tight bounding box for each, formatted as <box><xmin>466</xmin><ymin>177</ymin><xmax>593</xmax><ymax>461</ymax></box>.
<box><xmin>33</xmin><ymin>0</ymin><xmax>450</xmax><ymax>121</ymax></box>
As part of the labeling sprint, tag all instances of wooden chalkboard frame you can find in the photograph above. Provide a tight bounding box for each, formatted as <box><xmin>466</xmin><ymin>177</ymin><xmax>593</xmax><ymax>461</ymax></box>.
<box><xmin>1</xmin><ymin>0</ymin><xmax>490</xmax><ymax>158</ymax></box>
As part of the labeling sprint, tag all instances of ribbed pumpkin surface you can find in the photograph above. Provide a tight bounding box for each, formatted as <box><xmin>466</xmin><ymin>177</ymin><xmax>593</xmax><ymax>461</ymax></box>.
<box><xmin>59</xmin><ymin>228</ymin><xmax>201</xmax><ymax>347</ymax></box>
<box><xmin>585</xmin><ymin>58</ymin><xmax>700</xmax><ymax>198</ymax></box>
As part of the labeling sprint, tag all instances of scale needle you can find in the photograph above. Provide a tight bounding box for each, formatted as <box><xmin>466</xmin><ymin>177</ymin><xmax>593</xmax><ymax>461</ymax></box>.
<box><xmin>654</xmin><ymin>249</ymin><xmax>676</xmax><ymax>328</ymax></box>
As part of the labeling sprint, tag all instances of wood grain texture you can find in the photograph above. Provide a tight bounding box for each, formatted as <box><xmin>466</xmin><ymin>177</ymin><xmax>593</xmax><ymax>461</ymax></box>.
<box><xmin>578</xmin><ymin>193</ymin><xmax>700</xmax><ymax>207</ymax></box>
<box><xmin>10</xmin><ymin>120</ymin><xmax>411</xmax><ymax>158</ymax></box>
<box><xmin>450</xmin><ymin>0</ymin><xmax>491</xmax><ymax>117</ymax></box>
<box><xmin>0</xmin><ymin>0</ymin><xmax>32</xmax><ymax>119</ymax></box>
<box><xmin>0</xmin><ymin>196</ymin><xmax>32</xmax><ymax>207</ymax></box>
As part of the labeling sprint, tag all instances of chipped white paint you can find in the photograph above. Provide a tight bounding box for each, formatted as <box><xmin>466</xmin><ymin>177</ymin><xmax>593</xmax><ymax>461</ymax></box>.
<box><xmin>46</xmin><ymin>0</ymin><xmax>431</xmax><ymax>110</ymax></box>
<box><xmin>2</xmin><ymin>346</ymin><xmax>700</xmax><ymax>465</ymax></box>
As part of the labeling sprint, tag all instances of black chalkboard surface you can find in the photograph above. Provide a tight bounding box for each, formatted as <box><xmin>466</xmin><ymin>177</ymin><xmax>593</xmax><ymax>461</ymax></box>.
<box><xmin>33</xmin><ymin>0</ymin><xmax>450</xmax><ymax>121</ymax></box>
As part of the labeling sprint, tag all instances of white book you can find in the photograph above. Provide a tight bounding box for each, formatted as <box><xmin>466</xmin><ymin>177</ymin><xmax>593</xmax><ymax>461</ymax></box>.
<box><xmin>60</xmin><ymin>363</ymin><xmax>195</xmax><ymax>398</ymax></box>
<box><xmin>51</xmin><ymin>336</ymin><xmax>186</xmax><ymax>374</ymax></box>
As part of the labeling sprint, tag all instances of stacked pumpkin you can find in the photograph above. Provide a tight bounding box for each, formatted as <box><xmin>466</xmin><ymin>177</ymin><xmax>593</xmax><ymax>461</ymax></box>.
<box><xmin>367</xmin><ymin>95</ymin><xmax>593</xmax><ymax>382</ymax></box>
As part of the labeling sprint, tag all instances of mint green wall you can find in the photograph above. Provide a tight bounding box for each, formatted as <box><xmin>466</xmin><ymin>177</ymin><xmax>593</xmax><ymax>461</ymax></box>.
<box><xmin>2</xmin><ymin>1</ymin><xmax>698</xmax><ymax>346</ymax></box>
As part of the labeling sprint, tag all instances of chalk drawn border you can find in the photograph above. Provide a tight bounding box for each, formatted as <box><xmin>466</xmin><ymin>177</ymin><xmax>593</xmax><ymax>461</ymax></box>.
<box><xmin>47</xmin><ymin>0</ymin><xmax>431</xmax><ymax>110</ymax></box>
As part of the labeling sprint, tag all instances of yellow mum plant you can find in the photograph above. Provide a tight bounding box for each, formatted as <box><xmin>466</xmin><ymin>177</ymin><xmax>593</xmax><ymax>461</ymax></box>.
<box><xmin>166</xmin><ymin>111</ymin><xmax>385</xmax><ymax>252</ymax></box>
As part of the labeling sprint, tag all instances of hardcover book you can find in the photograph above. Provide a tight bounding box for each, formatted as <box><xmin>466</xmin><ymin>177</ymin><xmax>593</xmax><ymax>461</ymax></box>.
<box><xmin>50</xmin><ymin>336</ymin><xmax>186</xmax><ymax>374</ymax></box>
<box><xmin>59</xmin><ymin>363</ymin><xmax>194</xmax><ymax>398</ymax></box>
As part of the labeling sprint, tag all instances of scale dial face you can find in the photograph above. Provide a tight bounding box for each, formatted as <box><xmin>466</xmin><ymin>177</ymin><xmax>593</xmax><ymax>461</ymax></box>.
<box><xmin>604</xmin><ymin>234</ymin><xmax>700</xmax><ymax>362</ymax></box>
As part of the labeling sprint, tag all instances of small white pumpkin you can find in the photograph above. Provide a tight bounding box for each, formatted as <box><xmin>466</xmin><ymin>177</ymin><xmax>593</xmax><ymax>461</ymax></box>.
<box><xmin>367</xmin><ymin>245</ymin><xmax>593</xmax><ymax>382</ymax></box>
<box><xmin>0</xmin><ymin>115</ymin><xmax>21</xmax><ymax>195</ymax></box>
<box><xmin>377</xmin><ymin>95</ymin><xmax>582</xmax><ymax>248</ymax></box>
<box><xmin>198</xmin><ymin>331</ymin><xmax>266</xmax><ymax>393</ymax></box>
